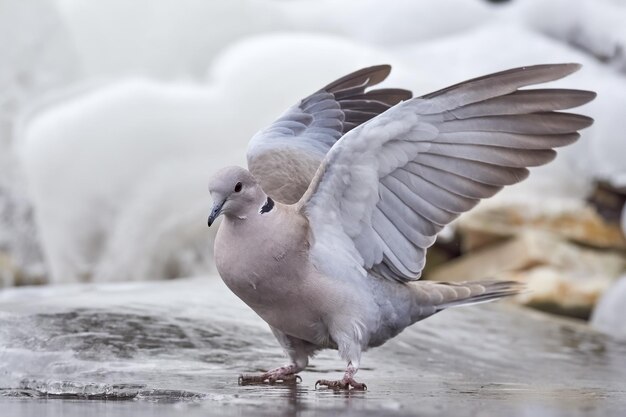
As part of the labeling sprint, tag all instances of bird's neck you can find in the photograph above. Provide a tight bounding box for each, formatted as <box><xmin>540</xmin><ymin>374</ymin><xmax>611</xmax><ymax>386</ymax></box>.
<box><xmin>225</xmin><ymin>192</ymin><xmax>271</xmax><ymax>224</ymax></box>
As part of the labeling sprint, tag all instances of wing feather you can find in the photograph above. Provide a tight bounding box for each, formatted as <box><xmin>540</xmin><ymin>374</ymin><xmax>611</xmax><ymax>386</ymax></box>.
<box><xmin>450</xmin><ymin>89</ymin><xmax>595</xmax><ymax>118</ymax></box>
<box><xmin>299</xmin><ymin>63</ymin><xmax>596</xmax><ymax>282</ymax></box>
<box><xmin>378</xmin><ymin>182</ymin><xmax>440</xmax><ymax>238</ymax></box>
<box><xmin>423</xmin><ymin>144</ymin><xmax>557</xmax><ymax>167</ymax></box>
<box><xmin>406</xmin><ymin>164</ymin><xmax>502</xmax><ymax>199</ymax></box>
<box><xmin>382</xmin><ymin>176</ymin><xmax>456</xmax><ymax>226</ymax></box>
<box><xmin>247</xmin><ymin>65</ymin><xmax>412</xmax><ymax>204</ymax></box>
<box><xmin>416</xmin><ymin>154</ymin><xmax>530</xmax><ymax>185</ymax></box>
<box><xmin>435</xmin><ymin>131</ymin><xmax>580</xmax><ymax>149</ymax></box>
<box><xmin>438</xmin><ymin>113</ymin><xmax>593</xmax><ymax>134</ymax></box>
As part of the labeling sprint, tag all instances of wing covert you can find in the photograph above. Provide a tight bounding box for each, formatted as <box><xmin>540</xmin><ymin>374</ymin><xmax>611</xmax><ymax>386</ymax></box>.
<box><xmin>247</xmin><ymin>65</ymin><xmax>412</xmax><ymax>204</ymax></box>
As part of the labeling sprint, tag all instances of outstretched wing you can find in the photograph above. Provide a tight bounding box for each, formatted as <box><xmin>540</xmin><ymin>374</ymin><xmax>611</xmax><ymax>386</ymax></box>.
<box><xmin>298</xmin><ymin>64</ymin><xmax>595</xmax><ymax>282</ymax></box>
<box><xmin>247</xmin><ymin>65</ymin><xmax>412</xmax><ymax>204</ymax></box>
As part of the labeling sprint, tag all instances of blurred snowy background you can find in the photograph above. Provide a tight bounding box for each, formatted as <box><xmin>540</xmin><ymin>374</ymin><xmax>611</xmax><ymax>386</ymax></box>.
<box><xmin>1</xmin><ymin>0</ymin><xmax>626</xmax><ymax>329</ymax></box>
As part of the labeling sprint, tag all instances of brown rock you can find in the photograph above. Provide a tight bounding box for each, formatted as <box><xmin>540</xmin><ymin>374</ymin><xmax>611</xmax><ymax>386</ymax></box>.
<box><xmin>0</xmin><ymin>251</ymin><xmax>16</xmax><ymax>288</ymax></box>
<box><xmin>458</xmin><ymin>200</ymin><xmax>626</xmax><ymax>252</ymax></box>
<box><xmin>429</xmin><ymin>231</ymin><xmax>626</xmax><ymax>319</ymax></box>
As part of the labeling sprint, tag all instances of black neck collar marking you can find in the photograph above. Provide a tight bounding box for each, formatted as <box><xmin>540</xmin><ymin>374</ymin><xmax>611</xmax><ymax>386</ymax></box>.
<box><xmin>260</xmin><ymin>197</ymin><xmax>274</xmax><ymax>214</ymax></box>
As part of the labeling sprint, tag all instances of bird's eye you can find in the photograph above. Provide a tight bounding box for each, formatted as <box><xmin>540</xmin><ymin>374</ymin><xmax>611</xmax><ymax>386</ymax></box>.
<box><xmin>234</xmin><ymin>182</ymin><xmax>243</xmax><ymax>192</ymax></box>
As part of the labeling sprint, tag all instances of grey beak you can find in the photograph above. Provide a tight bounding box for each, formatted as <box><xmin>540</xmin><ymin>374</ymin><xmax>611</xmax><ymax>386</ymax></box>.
<box><xmin>208</xmin><ymin>201</ymin><xmax>224</xmax><ymax>227</ymax></box>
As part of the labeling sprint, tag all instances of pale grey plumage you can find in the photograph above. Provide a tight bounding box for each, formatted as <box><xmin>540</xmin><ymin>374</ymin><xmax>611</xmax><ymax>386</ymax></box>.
<box><xmin>299</xmin><ymin>63</ymin><xmax>595</xmax><ymax>283</ymax></box>
<box><xmin>208</xmin><ymin>64</ymin><xmax>595</xmax><ymax>388</ymax></box>
<box><xmin>247</xmin><ymin>65</ymin><xmax>411</xmax><ymax>204</ymax></box>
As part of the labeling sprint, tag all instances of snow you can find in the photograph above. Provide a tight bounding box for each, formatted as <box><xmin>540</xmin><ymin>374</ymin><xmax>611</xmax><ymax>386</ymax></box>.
<box><xmin>53</xmin><ymin>0</ymin><xmax>286</xmax><ymax>79</ymax></box>
<box><xmin>4</xmin><ymin>0</ymin><xmax>626</xmax><ymax>284</ymax></box>
<box><xmin>276</xmin><ymin>0</ymin><xmax>496</xmax><ymax>45</ymax></box>
<box><xmin>0</xmin><ymin>0</ymin><xmax>79</xmax><ymax>284</ymax></box>
<box><xmin>19</xmin><ymin>80</ymin><xmax>244</xmax><ymax>282</ymax></box>
<box><xmin>51</xmin><ymin>0</ymin><xmax>495</xmax><ymax>80</ymax></box>
<box><xmin>398</xmin><ymin>22</ymin><xmax>626</xmax><ymax>202</ymax></box>
<box><xmin>512</xmin><ymin>0</ymin><xmax>626</xmax><ymax>72</ymax></box>
<box><xmin>18</xmin><ymin>34</ymin><xmax>398</xmax><ymax>283</ymax></box>
<box><xmin>591</xmin><ymin>275</ymin><xmax>626</xmax><ymax>340</ymax></box>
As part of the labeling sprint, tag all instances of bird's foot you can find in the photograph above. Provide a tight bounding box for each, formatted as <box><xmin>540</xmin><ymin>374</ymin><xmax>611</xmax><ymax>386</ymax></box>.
<box><xmin>238</xmin><ymin>365</ymin><xmax>302</xmax><ymax>385</ymax></box>
<box><xmin>315</xmin><ymin>377</ymin><xmax>367</xmax><ymax>391</ymax></box>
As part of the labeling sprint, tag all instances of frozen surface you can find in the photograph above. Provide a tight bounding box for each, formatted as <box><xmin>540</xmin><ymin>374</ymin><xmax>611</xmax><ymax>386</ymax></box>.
<box><xmin>0</xmin><ymin>277</ymin><xmax>625</xmax><ymax>416</ymax></box>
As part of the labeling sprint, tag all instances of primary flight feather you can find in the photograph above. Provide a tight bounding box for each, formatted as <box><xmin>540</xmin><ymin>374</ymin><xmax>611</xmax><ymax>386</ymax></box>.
<box><xmin>207</xmin><ymin>64</ymin><xmax>595</xmax><ymax>390</ymax></box>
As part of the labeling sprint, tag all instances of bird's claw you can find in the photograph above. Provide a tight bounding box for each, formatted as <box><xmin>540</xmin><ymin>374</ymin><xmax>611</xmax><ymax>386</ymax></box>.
<box><xmin>238</xmin><ymin>372</ymin><xmax>301</xmax><ymax>385</ymax></box>
<box><xmin>267</xmin><ymin>374</ymin><xmax>301</xmax><ymax>384</ymax></box>
<box><xmin>315</xmin><ymin>378</ymin><xmax>367</xmax><ymax>391</ymax></box>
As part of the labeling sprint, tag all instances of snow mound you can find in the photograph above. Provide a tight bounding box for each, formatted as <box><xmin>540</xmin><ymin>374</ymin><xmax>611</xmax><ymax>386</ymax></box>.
<box><xmin>18</xmin><ymin>34</ymin><xmax>396</xmax><ymax>283</ymax></box>
<box><xmin>13</xmin><ymin>2</ymin><xmax>626</xmax><ymax>285</ymax></box>
<box><xmin>54</xmin><ymin>0</ymin><xmax>285</xmax><ymax>79</ymax></box>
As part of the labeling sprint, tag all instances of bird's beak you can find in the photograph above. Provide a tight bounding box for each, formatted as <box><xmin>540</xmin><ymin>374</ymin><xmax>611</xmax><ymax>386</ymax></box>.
<box><xmin>208</xmin><ymin>200</ymin><xmax>225</xmax><ymax>227</ymax></box>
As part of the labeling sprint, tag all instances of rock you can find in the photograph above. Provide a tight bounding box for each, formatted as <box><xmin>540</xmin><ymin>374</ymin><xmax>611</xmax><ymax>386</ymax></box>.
<box><xmin>591</xmin><ymin>276</ymin><xmax>626</xmax><ymax>340</ymax></box>
<box><xmin>458</xmin><ymin>199</ymin><xmax>626</xmax><ymax>252</ymax></box>
<box><xmin>0</xmin><ymin>251</ymin><xmax>15</xmax><ymax>287</ymax></box>
<box><xmin>0</xmin><ymin>250</ymin><xmax>47</xmax><ymax>289</ymax></box>
<box><xmin>587</xmin><ymin>180</ymin><xmax>626</xmax><ymax>224</ymax></box>
<box><xmin>507</xmin><ymin>266</ymin><xmax>614</xmax><ymax>320</ymax></box>
<box><xmin>429</xmin><ymin>231</ymin><xmax>626</xmax><ymax>319</ymax></box>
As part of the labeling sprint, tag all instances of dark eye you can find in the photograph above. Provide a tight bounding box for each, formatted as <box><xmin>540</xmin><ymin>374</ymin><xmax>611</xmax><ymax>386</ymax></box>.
<box><xmin>234</xmin><ymin>182</ymin><xmax>242</xmax><ymax>193</ymax></box>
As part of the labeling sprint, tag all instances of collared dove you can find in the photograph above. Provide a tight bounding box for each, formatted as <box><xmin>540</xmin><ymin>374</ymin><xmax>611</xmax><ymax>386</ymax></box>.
<box><xmin>207</xmin><ymin>64</ymin><xmax>595</xmax><ymax>390</ymax></box>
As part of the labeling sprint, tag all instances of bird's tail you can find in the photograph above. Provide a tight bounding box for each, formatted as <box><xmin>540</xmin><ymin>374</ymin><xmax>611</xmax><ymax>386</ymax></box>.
<box><xmin>411</xmin><ymin>280</ymin><xmax>524</xmax><ymax>320</ymax></box>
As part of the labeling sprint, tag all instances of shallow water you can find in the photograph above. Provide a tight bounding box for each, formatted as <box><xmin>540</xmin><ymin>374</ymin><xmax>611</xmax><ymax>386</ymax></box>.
<box><xmin>0</xmin><ymin>277</ymin><xmax>624</xmax><ymax>416</ymax></box>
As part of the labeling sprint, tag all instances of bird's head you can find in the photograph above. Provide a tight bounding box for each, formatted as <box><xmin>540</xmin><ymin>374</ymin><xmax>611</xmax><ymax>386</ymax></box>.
<box><xmin>207</xmin><ymin>166</ymin><xmax>264</xmax><ymax>227</ymax></box>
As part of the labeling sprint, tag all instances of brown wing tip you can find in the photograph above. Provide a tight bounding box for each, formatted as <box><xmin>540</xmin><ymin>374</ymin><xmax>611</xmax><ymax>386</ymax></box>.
<box><xmin>582</xmin><ymin>90</ymin><xmax>598</xmax><ymax>103</ymax></box>
<box><xmin>513</xmin><ymin>62</ymin><xmax>582</xmax><ymax>77</ymax></box>
<box><xmin>323</xmin><ymin>64</ymin><xmax>393</xmax><ymax>93</ymax></box>
<box><xmin>363</xmin><ymin>88</ymin><xmax>413</xmax><ymax>104</ymax></box>
<box><xmin>368</xmin><ymin>64</ymin><xmax>392</xmax><ymax>74</ymax></box>
<box><xmin>364</xmin><ymin>64</ymin><xmax>393</xmax><ymax>87</ymax></box>
<box><xmin>554</xmin><ymin>62</ymin><xmax>582</xmax><ymax>74</ymax></box>
<box><xmin>576</xmin><ymin>113</ymin><xmax>595</xmax><ymax>129</ymax></box>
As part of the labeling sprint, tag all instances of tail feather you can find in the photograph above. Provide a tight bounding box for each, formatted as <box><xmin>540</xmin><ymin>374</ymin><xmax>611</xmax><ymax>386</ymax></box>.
<box><xmin>414</xmin><ymin>280</ymin><xmax>525</xmax><ymax>312</ymax></box>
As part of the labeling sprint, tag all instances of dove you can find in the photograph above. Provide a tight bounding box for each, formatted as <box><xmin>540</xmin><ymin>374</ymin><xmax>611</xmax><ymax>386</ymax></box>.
<box><xmin>207</xmin><ymin>64</ymin><xmax>595</xmax><ymax>390</ymax></box>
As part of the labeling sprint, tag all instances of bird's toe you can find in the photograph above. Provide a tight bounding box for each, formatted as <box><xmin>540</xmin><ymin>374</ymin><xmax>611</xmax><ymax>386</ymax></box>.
<box><xmin>238</xmin><ymin>373</ymin><xmax>269</xmax><ymax>385</ymax></box>
<box><xmin>315</xmin><ymin>377</ymin><xmax>367</xmax><ymax>390</ymax></box>
<box><xmin>238</xmin><ymin>370</ymin><xmax>301</xmax><ymax>385</ymax></box>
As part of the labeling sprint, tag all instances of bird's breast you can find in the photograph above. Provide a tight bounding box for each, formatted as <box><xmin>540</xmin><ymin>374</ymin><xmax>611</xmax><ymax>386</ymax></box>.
<box><xmin>213</xmin><ymin>214</ymin><xmax>331</xmax><ymax>343</ymax></box>
<box><xmin>213</xmin><ymin>211</ymin><xmax>311</xmax><ymax>313</ymax></box>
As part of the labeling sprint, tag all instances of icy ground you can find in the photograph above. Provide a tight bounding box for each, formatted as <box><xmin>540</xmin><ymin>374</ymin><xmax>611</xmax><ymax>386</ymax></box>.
<box><xmin>0</xmin><ymin>277</ymin><xmax>625</xmax><ymax>416</ymax></box>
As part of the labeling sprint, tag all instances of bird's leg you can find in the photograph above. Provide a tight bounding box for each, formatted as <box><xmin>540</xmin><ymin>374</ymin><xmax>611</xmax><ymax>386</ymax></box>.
<box><xmin>239</xmin><ymin>328</ymin><xmax>314</xmax><ymax>385</ymax></box>
<box><xmin>315</xmin><ymin>362</ymin><xmax>367</xmax><ymax>390</ymax></box>
<box><xmin>238</xmin><ymin>363</ymin><xmax>302</xmax><ymax>385</ymax></box>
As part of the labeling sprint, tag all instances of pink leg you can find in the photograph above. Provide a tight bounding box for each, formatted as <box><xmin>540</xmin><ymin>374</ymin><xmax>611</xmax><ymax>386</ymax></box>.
<box><xmin>238</xmin><ymin>364</ymin><xmax>302</xmax><ymax>385</ymax></box>
<box><xmin>315</xmin><ymin>362</ymin><xmax>367</xmax><ymax>390</ymax></box>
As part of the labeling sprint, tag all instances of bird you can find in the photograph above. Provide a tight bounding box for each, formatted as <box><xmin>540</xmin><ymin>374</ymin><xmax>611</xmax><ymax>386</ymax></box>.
<box><xmin>206</xmin><ymin>64</ymin><xmax>595</xmax><ymax>390</ymax></box>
